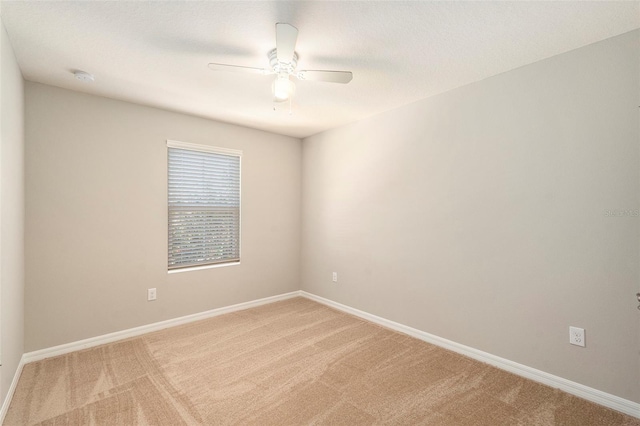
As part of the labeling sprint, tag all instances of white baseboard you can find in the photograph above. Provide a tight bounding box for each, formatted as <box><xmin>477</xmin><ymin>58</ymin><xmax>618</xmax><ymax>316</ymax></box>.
<box><xmin>9</xmin><ymin>290</ymin><xmax>639</xmax><ymax>420</ymax></box>
<box><xmin>23</xmin><ymin>291</ymin><xmax>301</xmax><ymax>364</ymax></box>
<box><xmin>0</xmin><ymin>354</ymin><xmax>26</xmax><ymax>425</ymax></box>
<box><xmin>300</xmin><ymin>291</ymin><xmax>640</xmax><ymax>419</ymax></box>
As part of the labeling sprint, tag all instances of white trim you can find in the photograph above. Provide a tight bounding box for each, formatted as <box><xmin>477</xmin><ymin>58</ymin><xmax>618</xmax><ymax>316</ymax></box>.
<box><xmin>168</xmin><ymin>261</ymin><xmax>240</xmax><ymax>274</ymax></box>
<box><xmin>23</xmin><ymin>291</ymin><xmax>301</xmax><ymax>364</ymax></box>
<box><xmin>12</xmin><ymin>290</ymin><xmax>639</xmax><ymax>419</ymax></box>
<box><xmin>300</xmin><ymin>291</ymin><xmax>640</xmax><ymax>419</ymax></box>
<box><xmin>166</xmin><ymin>139</ymin><xmax>242</xmax><ymax>157</ymax></box>
<box><xmin>0</xmin><ymin>354</ymin><xmax>26</xmax><ymax>424</ymax></box>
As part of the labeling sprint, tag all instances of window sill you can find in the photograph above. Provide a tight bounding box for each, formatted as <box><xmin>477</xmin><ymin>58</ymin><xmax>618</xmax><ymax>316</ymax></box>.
<box><xmin>168</xmin><ymin>261</ymin><xmax>240</xmax><ymax>274</ymax></box>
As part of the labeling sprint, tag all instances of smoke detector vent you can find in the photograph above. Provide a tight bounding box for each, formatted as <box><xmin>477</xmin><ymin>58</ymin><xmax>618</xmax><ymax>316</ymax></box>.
<box><xmin>74</xmin><ymin>70</ymin><xmax>94</xmax><ymax>83</ymax></box>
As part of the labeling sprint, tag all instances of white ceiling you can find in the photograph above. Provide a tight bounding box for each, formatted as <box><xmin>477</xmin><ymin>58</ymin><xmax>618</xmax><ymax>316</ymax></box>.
<box><xmin>1</xmin><ymin>1</ymin><xmax>639</xmax><ymax>138</ymax></box>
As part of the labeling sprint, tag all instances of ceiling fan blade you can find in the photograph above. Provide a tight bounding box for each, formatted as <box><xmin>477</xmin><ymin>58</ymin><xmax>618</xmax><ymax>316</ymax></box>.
<box><xmin>276</xmin><ymin>23</ymin><xmax>298</xmax><ymax>63</ymax></box>
<box><xmin>297</xmin><ymin>70</ymin><xmax>353</xmax><ymax>84</ymax></box>
<box><xmin>208</xmin><ymin>63</ymin><xmax>271</xmax><ymax>75</ymax></box>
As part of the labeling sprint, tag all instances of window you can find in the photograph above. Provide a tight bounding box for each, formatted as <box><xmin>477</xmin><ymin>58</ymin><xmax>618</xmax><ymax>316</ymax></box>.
<box><xmin>167</xmin><ymin>140</ymin><xmax>241</xmax><ymax>271</ymax></box>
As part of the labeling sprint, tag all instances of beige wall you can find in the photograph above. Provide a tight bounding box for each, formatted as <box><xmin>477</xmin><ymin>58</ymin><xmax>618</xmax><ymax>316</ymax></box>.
<box><xmin>301</xmin><ymin>30</ymin><xmax>640</xmax><ymax>403</ymax></box>
<box><xmin>0</xmin><ymin>19</ymin><xmax>25</xmax><ymax>403</ymax></box>
<box><xmin>25</xmin><ymin>83</ymin><xmax>301</xmax><ymax>351</ymax></box>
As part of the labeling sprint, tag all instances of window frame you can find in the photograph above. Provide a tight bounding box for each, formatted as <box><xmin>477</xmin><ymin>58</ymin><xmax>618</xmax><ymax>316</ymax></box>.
<box><xmin>166</xmin><ymin>140</ymin><xmax>242</xmax><ymax>273</ymax></box>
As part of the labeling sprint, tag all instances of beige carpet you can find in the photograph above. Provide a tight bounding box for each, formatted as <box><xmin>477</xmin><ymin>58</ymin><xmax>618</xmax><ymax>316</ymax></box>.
<box><xmin>5</xmin><ymin>297</ymin><xmax>640</xmax><ymax>425</ymax></box>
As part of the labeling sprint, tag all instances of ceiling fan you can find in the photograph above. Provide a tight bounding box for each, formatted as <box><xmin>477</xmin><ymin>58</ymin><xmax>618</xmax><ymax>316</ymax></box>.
<box><xmin>208</xmin><ymin>23</ymin><xmax>353</xmax><ymax>106</ymax></box>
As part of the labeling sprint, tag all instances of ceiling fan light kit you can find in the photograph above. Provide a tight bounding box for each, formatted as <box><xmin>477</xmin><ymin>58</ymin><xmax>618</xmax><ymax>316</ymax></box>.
<box><xmin>273</xmin><ymin>75</ymin><xmax>295</xmax><ymax>102</ymax></box>
<box><xmin>208</xmin><ymin>23</ymin><xmax>353</xmax><ymax>112</ymax></box>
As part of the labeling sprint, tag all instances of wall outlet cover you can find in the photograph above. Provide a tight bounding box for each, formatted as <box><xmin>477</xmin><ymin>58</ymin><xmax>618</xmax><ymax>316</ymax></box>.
<box><xmin>569</xmin><ymin>326</ymin><xmax>585</xmax><ymax>347</ymax></box>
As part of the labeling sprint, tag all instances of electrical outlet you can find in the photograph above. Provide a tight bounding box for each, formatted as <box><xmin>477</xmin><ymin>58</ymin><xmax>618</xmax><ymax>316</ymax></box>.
<box><xmin>332</xmin><ymin>272</ymin><xmax>338</xmax><ymax>282</ymax></box>
<box><xmin>569</xmin><ymin>326</ymin><xmax>585</xmax><ymax>347</ymax></box>
<box><xmin>148</xmin><ymin>288</ymin><xmax>157</xmax><ymax>301</ymax></box>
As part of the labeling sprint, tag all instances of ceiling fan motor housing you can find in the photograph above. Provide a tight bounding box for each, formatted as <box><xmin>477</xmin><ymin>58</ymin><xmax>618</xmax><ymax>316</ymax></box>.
<box><xmin>268</xmin><ymin>48</ymin><xmax>298</xmax><ymax>76</ymax></box>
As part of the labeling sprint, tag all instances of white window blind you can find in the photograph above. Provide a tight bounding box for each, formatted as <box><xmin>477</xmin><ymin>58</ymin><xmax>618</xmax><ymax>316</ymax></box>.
<box><xmin>167</xmin><ymin>141</ymin><xmax>241</xmax><ymax>270</ymax></box>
